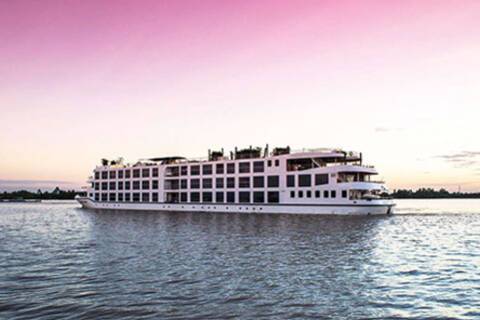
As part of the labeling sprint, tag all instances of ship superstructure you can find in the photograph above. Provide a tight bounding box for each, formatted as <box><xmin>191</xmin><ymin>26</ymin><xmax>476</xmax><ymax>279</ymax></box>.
<box><xmin>77</xmin><ymin>146</ymin><xmax>394</xmax><ymax>215</ymax></box>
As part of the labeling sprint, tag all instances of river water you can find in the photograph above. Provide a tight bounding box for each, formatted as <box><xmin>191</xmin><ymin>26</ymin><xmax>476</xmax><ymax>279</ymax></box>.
<box><xmin>0</xmin><ymin>200</ymin><xmax>479</xmax><ymax>319</ymax></box>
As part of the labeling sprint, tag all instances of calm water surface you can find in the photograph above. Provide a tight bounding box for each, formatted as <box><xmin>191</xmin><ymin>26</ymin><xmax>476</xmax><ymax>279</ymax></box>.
<box><xmin>1</xmin><ymin>200</ymin><xmax>479</xmax><ymax>319</ymax></box>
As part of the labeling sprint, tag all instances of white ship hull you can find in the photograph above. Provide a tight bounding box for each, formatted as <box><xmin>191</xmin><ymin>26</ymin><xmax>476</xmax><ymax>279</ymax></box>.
<box><xmin>76</xmin><ymin>197</ymin><xmax>394</xmax><ymax>215</ymax></box>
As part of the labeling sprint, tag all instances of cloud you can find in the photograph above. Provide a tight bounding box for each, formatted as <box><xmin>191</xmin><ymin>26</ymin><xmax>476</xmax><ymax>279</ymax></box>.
<box><xmin>374</xmin><ymin>127</ymin><xmax>404</xmax><ymax>133</ymax></box>
<box><xmin>436</xmin><ymin>151</ymin><xmax>480</xmax><ymax>168</ymax></box>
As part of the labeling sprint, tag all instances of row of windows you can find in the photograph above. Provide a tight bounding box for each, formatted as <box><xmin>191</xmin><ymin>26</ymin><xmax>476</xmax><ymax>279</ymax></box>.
<box><xmin>95</xmin><ymin>191</ymin><xmax>280</xmax><ymax>203</ymax></box>
<box><xmin>94</xmin><ymin>180</ymin><xmax>159</xmax><ymax>190</ymax></box>
<box><xmin>290</xmin><ymin>189</ymin><xmax>347</xmax><ymax>199</ymax></box>
<box><xmin>95</xmin><ymin>159</ymin><xmax>282</xmax><ymax>180</ymax></box>
<box><xmin>287</xmin><ymin>174</ymin><xmax>329</xmax><ymax>187</ymax></box>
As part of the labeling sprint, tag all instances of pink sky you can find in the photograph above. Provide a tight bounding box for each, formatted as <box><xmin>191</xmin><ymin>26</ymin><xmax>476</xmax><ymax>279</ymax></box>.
<box><xmin>1</xmin><ymin>0</ymin><xmax>480</xmax><ymax>191</ymax></box>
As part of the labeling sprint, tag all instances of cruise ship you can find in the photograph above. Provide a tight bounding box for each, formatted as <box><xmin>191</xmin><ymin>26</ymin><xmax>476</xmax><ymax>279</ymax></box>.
<box><xmin>76</xmin><ymin>146</ymin><xmax>395</xmax><ymax>215</ymax></box>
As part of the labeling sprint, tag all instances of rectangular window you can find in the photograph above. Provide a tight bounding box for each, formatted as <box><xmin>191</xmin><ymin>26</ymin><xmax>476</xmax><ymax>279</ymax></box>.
<box><xmin>118</xmin><ymin>193</ymin><xmax>124</xmax><ymax>201</ymax></box>
<box><xmin>109</xmin><ymin>171</ymin><xmax>116</xmax><ymax>179</ymax></box>
<box><xmin>253</xmin><ymin>191</ymin><xmax>264</xmax><ymax>203</ymax></box>
<box><xmin>307</xmin><ymin>190</ymin><xmax>312</xmax><ymax>198</ymax></box>
<box><xmin>290</xmin><ymin>191</ymin><xmax>295</xmax><ymax>198</ymax></box>
<box><xmin>287</xmin><ymin>175</ymin><xmax>295</xmax><ymax>187</ymax></box>
<box><xmin>109</xmin><ymin>193</ymin><xmax>116</xmax><ymax>201</ymax></box>
<box><xmin>298</xmin><ymin>174</ymin><xmax>311</xmax><ymax>187</ymax></box>
<box><xmin>202</xmin><ymin>178</ymin><xmax>212</xmax><ymax>189</ymax></box>
<box><xmin>142</xmin><ymin>180</ymin><xmax>150</xmax><ymax>190</ymax></box>
<box><xmin>253</xmin><ymin>161</ymin><xmax>264</xmax><ymax>173</ymax></box>
<box><xmin>125</xmin><ymin>193</ymin><xmax>131</xmax><ymax>202</ymax></box>
<box><xmin>125</xmin><ymin>170</ymin><xmax>131</xmax><ymax>179</ymax></box>
<box><xmin>331</xmin><ymin>190</ymin><xmax>336</xmax><ymax>198</ymax></box>
<box><xmin>190</xmin><ymin>179</ymin><xmax>200</xmax><ymax>189</ymax></box>
<box><xmin>216</xmin><ymin>192</ymin><xmax>224</xmax><ymax>203</ymax></box>
<box><xmin>152</xmin><ymin>180</ymin><xmax>158</xmax><ymax>189</ymax></box>
<box><xmin>239</xmin><ymin>177</ymin><xmax>250</xmax><ymax>188</ymax></box>
<box><xmin>216</xmin><ymin>177</ymin><xmax>224</xmax><ymax>188</ymax></box>
<box><xmin>109</xmin><ymin>181</ymin><xmax>116</xmax><ymax>190</ymax></box>
<box><xmin>133</xmin><ymin>169</ymin><xmax>140</xmax><ymax>178</ymax></box>
<box><xmin>267</xmin><ymin>191</ymin><xmax>279</xmax><ymax>203</ymax></box>
<box><xmin>101</xmin><ymin>193</ymin><xmax>108</xmax><ymax>201</ymax></box>
<box><xmin>342</xmin><ymin>190</ymin><xmax>347</xmax><ymax>198</ymax></box>
<box><xmin>152</xmin><ymin>193</ymin><xmax>158</xmax><ymax>202</ymax></box>
<box><xmin>133</xmin><ymin>193</ymin><xmax>140</xmax><ymax>202</ymax></box>
<box><xmin>267</xmin><ymin>160</ymin><xmax>272</xmax><ymax>167</ymax></box>
<box><xmin>166</xmin><ymin>167</ymin><xmax>179</xmax><ymax>177</ymax></box>
<box><xmin>180</xmin><ymin>192</ymin><xmax>188</xmax><ymax>202</ymax></box>
<box><xmin>152</xmin><ymin>168</ymin><xmax>159</xmax><ymax>177</ymax></box>
<box><xmin>133</xmin><ymin>181</ymin><xmax>140</xmax><ymax>190</ymax></box>
<box><xmin>118</xmin><ymin>181</ymin><xmax>124</xmax><ymax>190</ymax></box>
<box><xmin>94</xmin><ymin>183</ymin><xmax>99</xmax><ymax>190</ymax></box>
<box><xmin>118</xmin><ymin>170</ymin><xmax>124</xmax><ymax>179</ymax></box>
<box><xmin>180</xmin><ymin>179</ymin><xmax>187</xmax><ymax>189</ymax></box>
<box><xmin>190</xmin><ymin>165</ymin><xmax>200</xmax><ymax>176</ymax></box>
<box><xmin>142</xmin><ymin>168</ymin><xmax>150</xmax><ymax>177</ymax></box>
<box><xmin>324</xmin><ymin>190</ymin><xmax>329</xmax><ymax>198</ymax></box>
<box><xmin>227</xmin><ymin>192</ymin><xmax>235</xmax><ymax>203</ymax></box>
<box><xmin>226</xmin><ymin>163</ymin><xmax>235</xmax><ymax>174</ymax></box>
<box><xmin>190</xmin><ymin>192</ymin><xmax>200</xmax><ymax>202</ymax></box>
<box><xmin>125</xmin><ymin>181</ymin><xmax>131</xmax><ymax>190</ymax></box>
<box><xmin>95</xmin><ymin>193</ymin><xmax>100</xmax><ymax>201</ymax></box>
<box><xmin>239</xmin><ymin>162</ymin><xmax>250</xmax><ymax>173</ymax></box>
<box><xmin>253</xmin><ymin>176</ymin><xmax>264</xmax><ymax>188</ymax></box>
<box><xmin>181</xmin><ymin>166</ymin><xmax>188</xmax><ymax>176</ymax></box>
<box><xmin>315</xmin><ymin>190</ymin><xmax>321</xmax><ymax>198</ymax></box>
<box><xmin>101</xmin><ymin>182</ymin><xmax>107</xmax><ymax>190</ymax></box>
<box><xmin>226</xmin><ymin>177</ymin><xmax>235</xmax><ymax>188</ymax></box>
<box><xmin>165</xmin><ymin>180</ymin><xmax>179</xmax><ymax>190</ymax></box>
<box><xmin>275</xmin><ymin>159</ymin><xmax>279</xmax><ymax>166</ymax></box>
<box><xmin>202</xmin><ymin>164</ymin><xmax>212</xmax><ymax>175</ymax></box>
<box><xmin>95</xmin><ymin>172</ymin><xmax>100</xmax><ymax>180</ymax></box>
<box><xmin>202</xmin><ymin>192</ymin><xmax>212</xmax><ymax>202</ymax></box>
<box><xmin>315</xmin><ymin>174</ymin><xmax>329</xmax><ymax>185</ymax></box>
<box><xmin>239</xmin><ymin>191</ymin><xmax>250</xmax><ymax>203</ymax></box>
<box><xmin>142</xmin><ymin>193</ymin><xmax>149</xmax><ymax>202</ymax></box>
<box><xmin>216</xmin><ymin>163</ymin><xmax>224</xmax><ymax>174</ymax></box>
<box><xmin>267</xmin><ymin>176</ymin><xmax>279</xmax><ymax>188</ymax></box>
<box><xmin>101</xmin><ymin>171</ymin><xmax>108</xmax><ymax>179</ymax></box>
<box><xmin>298</xmin><ymin>190</ymin><xmax>303</xmax><ymax>198</ymax></box>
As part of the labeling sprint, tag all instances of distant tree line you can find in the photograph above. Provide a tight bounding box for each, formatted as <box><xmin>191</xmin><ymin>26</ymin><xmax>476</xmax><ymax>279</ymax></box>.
<box><xmin>0</xmin><ymin>187</ymin><xmax>78</xmax><ymax>201</ymax></box>
<box><xmin>391</xmin><ymin>188</ymin><xmax>480</xmax><ymax>199</ymax></box>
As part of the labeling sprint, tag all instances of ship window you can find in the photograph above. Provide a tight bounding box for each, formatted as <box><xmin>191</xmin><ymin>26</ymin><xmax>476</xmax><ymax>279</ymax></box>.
<box><xmin>118</xmin><ymin>181</ymin><xmax>124</xmax><ymax>190</ymax></box>
<box><xmin>342</xmin><ymin>190</ymin><xmax>347</xmax><ymax>198</ymax></box>
<box><xmin>331</xmin><ymin>190</ymin><xmax>336</xmax><ymax>198</ymax></box>
<box><xmin>101</xmin><ymin>193</ymin><xmax>108</xmax><ymax>201</ymax></box>
<box><xmin>307</xmin><ymin>190</ymin><xmax>312</xmax><ymax>198</ymax></box>
<box><xmin>142</xmin><ymin>193</ymin><xmax>149</xmax><ymax>202</ymax></box>
<box><xmin>180</xmin><ymin>192</ymin><xmax>188</xmax><ymax>202</ymax></box>
<box><xmin>94</xmin><ymin>183</ymin><xmax>99</xmax><ymax>191</ymax></box>
<box><xmin>253</xmin><ymin>191</ymin><xmax>264</xmax><ymax>203</ymax></box>
<box><xmin>216</xmin><ymin>177</ymin><xmax>224</xmax><ymax>188</ymax></box>
<box><xmin>152</xmin><ymin>193</ymin><xmax>158</xmax><ymax>202</ymax></box>
<box><xmin>202</xmin><ymin>192</ymin><xmax>213</xmax><ymax>202</ymax></box>
<box><xmin>118</xmin><ymin>193</ymin><xmax>123</xmax><ymax>201</ymax></box>
<box><xmin>275</xmin><ymin>159</ymin><xmax>279</xmax><ymax>166</ymax></box>
<box><xmin>95</xmin><ymin>172</ymin><xmax>100</xmax><ymax>180</ymax></box>
<box><xmin>109</xmin><ymin>193</ymin><xmax>116</xmax><ymax>201</ymax></box>
<box><xmin>239</xmin><ymin>191</ymin><xmax>250</xmax><ymax>203</ymax></box>
<box><xmin>152</xmin><ymin>180</ymin><xmax>158</xmax><ymax>189</ymax></box>
<box><xmin>152</xmin><ymin>168</ymin><xmax>159</xmax><ymax>177</ymax></box>
<box><xmin>133</xmin><ymin>181</ymin><xmax>140</xmax><ymax>190</ymax></box>
<box><xmin>125</xmin><ymin>181</ymin><xmax>131</xmax><ymax>190</ymax></box>
<box><xmin>95</xmin><ymin>194</ymin><xmax>100</xmax><ymax>201</ymax></box>
<box><xmin>109</xmin><ymin>182</ymin><xmax>116</xmax><ymax>190</ymax></box>
<box><xmin>216</xmin><ymin>163</ymin><xmax>224</xmax><ymax>174</ymax></box>
<box><xmin>180</xmin><ymin>179</ymin><xmax>187</xmax><ymax>189</ymax></box>
<box><xmin>142</xmin><ymin>181</ymin><xmax>149</xmax><ymax>190</ymax></box>
<box><xmin>315</xmin><ymin>174</ymin><xmax>329</xmax><ymax>185</ymax></box>
<box><xmin>190</xmin><ymin>192</ymin><xmax>200</xmax><ymax>202</ymax></box>
<box><xmin>109</xmin><ymin>171</ymin><xmax>116</xmax><ymax>179</ymax></box>
<box><xmin>125</xmin><ymin>170</ymin><xmax>131</xmax><ymax>178</ymax></box>
<box><xmin>101</xmin><ymin>182</ymin><xmax>107</xmax><ymax>190</ymax></box>
<box><xmin>324</xmin><ymin>190</ymin><xmax>329</xmax><ymax>198</ymax></box>
<box><xmin>267</xmin><ymin>191</ymin><xmax>279</xmax><ymax>203</ymax></box>
<box><xmin>101</xmin><ymin>171</ymin><xmax>108</xmax><ymax>179</ymax></box>
<box><xmin>190</xmin><ymin>165</ymin><xmax>200</xmax><ymax>176</ymax></box>
<box><xmin>253</xmin><ymin>161</ymin><xmax>264</xmax><ymax>173</ymax></box>
<box><xmin>239</xmin><ymin>177</ymin><xmax>250</xmax><ymax>188</ymax></box>
<box><xmin>181</xmin><ymin>166</ymin><xmax>188</xmax><ymax>176</ymax></box>
<box><xmin>287</xmin><ymin>175</ymin><xmax>295</xmax><ymax>187</ymax></box>
<box><xmin>133</xmin><ymin>193</ymin><xmax>140</xmax><ymax>202</ymax></box>
<box><xmin>227</xmin><ymin>163</ymin><xmax>235</xmax><ymax>174</ymax></box>
<box><xmin>253</xmin><ymin>176</ymin><xmax>264</xmax><ymax>188</ymax></box>
<box><xmin>226</xmin><ymin>192</ymin><xmax>235</xmax><ymax>203</ymax></box>
<box><xmin>267</xmin><ymin>176</ymin><xmax>279</xmax><ymax>188</ymax></box>
<box><xmin>298</xmin><ymin>174</ymin><xmax>311</xmax><ymax>187</ymax></box>
<box><xmin>202</xmin><ymin>178</ymin><xmax>212</xmax><ymax>189</ymax></box>
<box><xmin>165</xmin><ymin>180</ymin><xmax>179</xmax><ymax>190</ymax></box>
<box><xmin>142</xmin><ymin>168</ymin><xmax>150</xmax><ymax>177</ymax></box>
<box><xmin>125</xmin><ymin>193</ymin><xmax>131</xmax><ymax>201</ymax></box>
<box><xmin>239</xmin><ymin>162</ymin><xmax>250</xmax><ymax>173</ymax></box>
<box><xmin>290</xmin><ymin>191</ymin><xmax>295</xmax><ymax>198</ymax></box>
<box><xmin>216</xmin><ymin>192</ymin><xmax>224</xmax><ymax>203</ymax></box>
<box><xmin>133</xmin><ymin>169</ymin><xmax>140</xmax><ymax>178</ymax></box>
<box><xmin>118</xmin><ymin>170</ymin><xmax>124</xmax><ymax>179</ymax></box>
<box><xmin>267</xmin><ymin>160</ymin><xmax>272</xmax><ymax>167</ymax></box>
<box><xmin>298</xmin><ymin>190</ymin><xmax>303</xmax><ymax>198</ymax></box>
<box><xmin>202</xmin><ymin>164</ymin><xmax>212</xmax><ymax>175</ymax></box>
<box><xmin>226</xmin><ymin>177</ymin><xmax>235</xmax><ymax>188</ymax></box>
<box><xmin>190</xmin><ymin>179</ymin><xmax>200</xmax><ymax>189</ymax></box>
<box><xmin>315</xmin><ymin>190</ymin><xmax>320</xmax><ymax>198</ymax></box>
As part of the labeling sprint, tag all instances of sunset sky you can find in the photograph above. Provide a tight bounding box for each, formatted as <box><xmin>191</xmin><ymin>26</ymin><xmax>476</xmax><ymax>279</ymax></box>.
<box><xmin>1</xmin><ymin>0</ymin><xmax>479</xmax><ymax>192</ymax></box>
